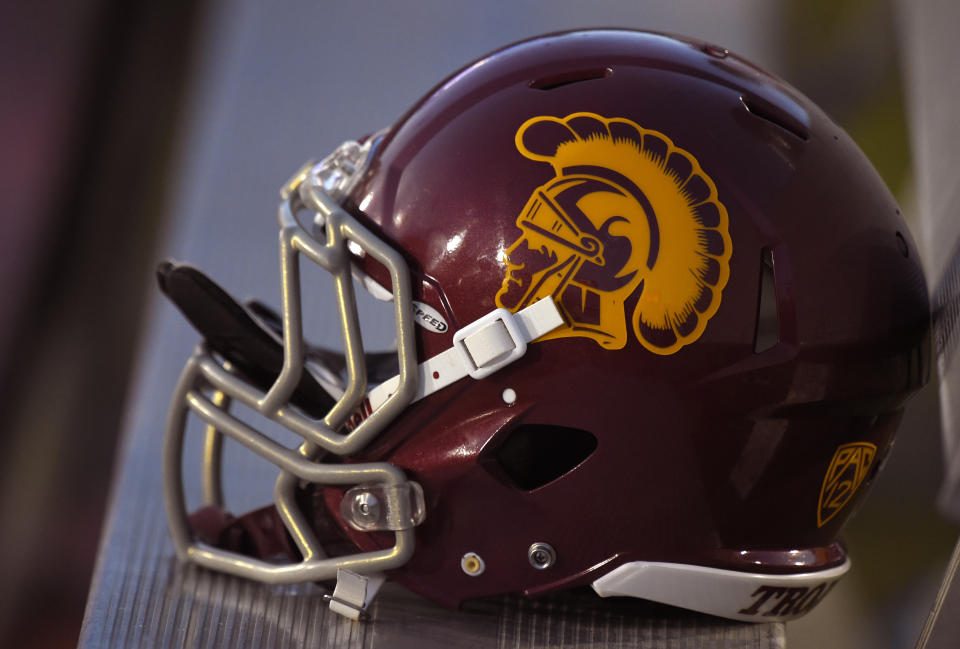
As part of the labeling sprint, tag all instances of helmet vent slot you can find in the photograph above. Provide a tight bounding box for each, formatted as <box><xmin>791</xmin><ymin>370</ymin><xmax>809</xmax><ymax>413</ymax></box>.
<box><xmin>529</xmin><ymin>67</ymin><xmax>613</xmax><ymax>91</ymax></box>
<box><xmin>740</xmin><ymin>96</ymin><xmax>809</xmax><ymax>141</ymax></box>
<box><xmin>754</xmin><ymin>247</ymin><xmax>779</xmax><ymax>353</ymax></box>
<box><xmin>493</xmin><ymin>424</ymin><xmax>598</xmax><ymax>490</ymax></box>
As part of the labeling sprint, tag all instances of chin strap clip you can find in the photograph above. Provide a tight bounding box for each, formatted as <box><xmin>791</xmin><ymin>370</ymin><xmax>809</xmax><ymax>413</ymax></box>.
<box><xmin>325</xmin><ymin>568</ymin><xmax>386</xmax><ymax>620</ymax></box>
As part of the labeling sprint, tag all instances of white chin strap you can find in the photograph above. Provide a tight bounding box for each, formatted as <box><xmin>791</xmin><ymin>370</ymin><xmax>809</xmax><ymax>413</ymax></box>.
<box><xmin>591</xmin><ymin>559</ymin><xmax>850</xmax><ymax>622</ymax></box>
<box><xmin>346</xmin><ymin>297</ymin><xmax>564</xmax><ymax>429</ymax></box>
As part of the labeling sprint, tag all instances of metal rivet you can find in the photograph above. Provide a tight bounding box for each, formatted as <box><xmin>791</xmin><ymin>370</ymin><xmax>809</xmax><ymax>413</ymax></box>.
<box><xmin>528</xmin><ymin>542</ymin><xmax>556</xmax><ymax>570</ymax></box>
<box><xmin>461</xmin><ymin>552</ymin><xmax>485</xmax><ymax>576</ymax></box>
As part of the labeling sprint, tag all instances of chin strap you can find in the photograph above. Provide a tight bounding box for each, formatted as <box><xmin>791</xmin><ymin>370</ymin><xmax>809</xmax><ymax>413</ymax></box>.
<box><xmin>347</xmin><ymin>297</ymin><xmax>564</xmax><ymax>429</ymax></box>
<box><xmin>188</xmin><ymin>505</ymin><xmax>298</xmax><ymax>561</ymax></box>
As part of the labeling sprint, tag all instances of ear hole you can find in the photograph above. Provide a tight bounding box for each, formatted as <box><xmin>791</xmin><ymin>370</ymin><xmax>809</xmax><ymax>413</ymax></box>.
<box><xmin>493</xmin><ymin>424</ymin><xmax>598</xmax><ymax>490</ymax></box>
<box><xmin>754</xmin><ymin>247</ymin><xmax>779</xmax><ymax>353</ymax></box>
<box><xmin>529</xmin><ymin>67</ymin><xmax>613</xmax><ymax>91</ymax></box>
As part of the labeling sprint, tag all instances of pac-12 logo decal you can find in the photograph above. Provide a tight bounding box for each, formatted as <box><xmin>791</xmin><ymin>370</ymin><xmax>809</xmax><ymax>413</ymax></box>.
<box><xmin>817</xmin><ymin>442</ymin><xmax>877</xmax><ymax>527</ymax></box>
<box><xmin>495</xmin><ymin>112</ymin><xmax>731</xmax><ymax>353</ymax></box>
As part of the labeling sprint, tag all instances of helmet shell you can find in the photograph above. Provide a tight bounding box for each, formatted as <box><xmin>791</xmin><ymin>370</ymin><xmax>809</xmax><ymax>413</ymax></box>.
<box><xmin>330</xmin><ymin>29</ymin><xmax>929</xmax><ymax>607</ymax></box>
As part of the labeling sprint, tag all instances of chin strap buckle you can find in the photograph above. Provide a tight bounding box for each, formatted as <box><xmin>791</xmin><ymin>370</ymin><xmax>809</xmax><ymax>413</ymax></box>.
<box><xmin>325</xmin><ymin>568</ymin><xmax>386</xmax><ymax>621</ymax></box>
<box><xmin>452</xmin><ymin>307</ymin><xmax>529</xmax><ymax>379</ymax></box>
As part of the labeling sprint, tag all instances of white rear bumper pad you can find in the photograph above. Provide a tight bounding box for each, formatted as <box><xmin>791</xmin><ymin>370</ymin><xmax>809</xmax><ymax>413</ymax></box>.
<box><xmin>591</xmin><ymin>559</ymin><xmax>850</xmax><ymax>622</ymax></box>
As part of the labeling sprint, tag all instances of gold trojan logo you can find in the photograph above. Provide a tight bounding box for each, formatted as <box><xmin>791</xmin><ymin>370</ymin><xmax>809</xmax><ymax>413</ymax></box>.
<box><xmin>496</xmin><ymin>113</ymin><xmax>732</xmax><ymax>353</ymax></box>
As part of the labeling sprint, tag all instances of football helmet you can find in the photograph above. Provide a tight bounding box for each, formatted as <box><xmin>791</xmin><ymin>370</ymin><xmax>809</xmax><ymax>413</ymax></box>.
<box><xmin>159</xmin><ymin>29</ymin><xmax>930</xmax><ymax>622</ymax></box>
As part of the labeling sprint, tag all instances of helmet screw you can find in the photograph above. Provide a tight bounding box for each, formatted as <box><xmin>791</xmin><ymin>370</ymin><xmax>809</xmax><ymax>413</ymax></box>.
<box><xmin>351</xmin><ymin>491</ymin><xmax>380</xmax><ymax>526</ymax></box>
<box><xmin>527</xmin><ymin>542</ymin><xmax>556</xmax><ymax>570</ymax></box>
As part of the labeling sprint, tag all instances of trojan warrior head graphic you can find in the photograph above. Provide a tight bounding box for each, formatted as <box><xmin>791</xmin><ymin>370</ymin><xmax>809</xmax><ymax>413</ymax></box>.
<box><xmin>496</xmin><ymin>112</ymin><xmax>732</xmax><ymax>353</ymax></box>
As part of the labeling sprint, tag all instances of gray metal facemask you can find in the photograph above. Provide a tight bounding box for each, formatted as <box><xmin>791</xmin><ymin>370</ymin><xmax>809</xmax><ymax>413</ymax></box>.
<box><xmin>162</xmin><ymin>134</ymin><xmax>426</xmax><ymax>588</ymax></box>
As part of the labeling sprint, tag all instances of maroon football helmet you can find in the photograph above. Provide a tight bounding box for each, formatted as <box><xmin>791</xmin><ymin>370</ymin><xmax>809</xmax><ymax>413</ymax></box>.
<box><xmin>159</xmin><ymin>29</ymin><xmax>930</xmax><ymax>622</ymax></box>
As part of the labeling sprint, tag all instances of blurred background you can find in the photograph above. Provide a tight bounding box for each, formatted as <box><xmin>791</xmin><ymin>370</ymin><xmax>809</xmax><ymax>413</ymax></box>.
<box><xmin>0</xmin><ymin>0</ymin><xmax>955</xmax><ymax>647</ymax></box>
